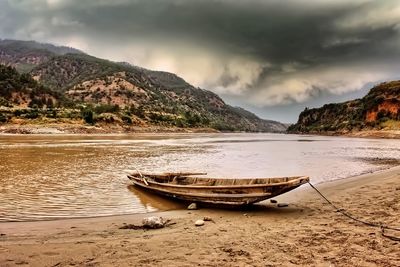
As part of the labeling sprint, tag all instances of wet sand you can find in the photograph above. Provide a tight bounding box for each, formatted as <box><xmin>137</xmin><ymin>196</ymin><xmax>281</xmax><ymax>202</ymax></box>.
<box><xmin>1</xmin><ymin>167</ymin><xmax>399</xmax><ymax>266</ymax></box>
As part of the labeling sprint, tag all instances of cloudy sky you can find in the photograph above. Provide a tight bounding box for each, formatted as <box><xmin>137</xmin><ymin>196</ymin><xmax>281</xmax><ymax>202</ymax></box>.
<box><xmin>1</xmin><ymin>0</ymin><xmax>400</xmax><ymax>122</ymax></box>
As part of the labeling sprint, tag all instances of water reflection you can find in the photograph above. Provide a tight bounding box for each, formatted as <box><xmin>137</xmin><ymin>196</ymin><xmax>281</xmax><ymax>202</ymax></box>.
<box><xmin>127</xmin><ymin>185</ymin><xmax>184</xmax><ymax>211</ymax></box>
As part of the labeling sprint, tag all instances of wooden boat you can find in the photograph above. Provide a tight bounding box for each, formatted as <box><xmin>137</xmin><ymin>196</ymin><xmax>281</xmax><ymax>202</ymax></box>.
<box><xmin>127</xmin><ymin>172</ymin><xmax>309</xmax><ymax>206</ymax></box>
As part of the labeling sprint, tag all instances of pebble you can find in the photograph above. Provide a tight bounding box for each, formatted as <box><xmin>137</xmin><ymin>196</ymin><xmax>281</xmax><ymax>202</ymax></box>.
<box><xmin>270</xmin><ymin>199</ymin><xmax>278</xmax><ymax>204</ymax></box>
<box><xmin>195</xmin><ymin>219</ymin><xmax>205</xmax><ymax>226</ymax></box>
<box><xmin>277</xmin><ymin>203</ymin><xmax>289</xmax><ymax>207</ymax></box>
<box><xmin>203</xmin><ymin>216</ymin><xmax>213</xmax><ymax>222</ymax></box>
<box><xmin>188</xmin><ymin>203</ymin><xmax>197</xmax><ymax>210</ymax></box>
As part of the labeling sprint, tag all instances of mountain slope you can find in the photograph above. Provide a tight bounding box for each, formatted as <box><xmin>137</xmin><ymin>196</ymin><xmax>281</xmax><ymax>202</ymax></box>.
<box><xmin>31</xmin><ymin>53</ymin><xmax>130</xmax><ymax>90</ymax></box>
<box><xmin>0</xmin><ymin>64</ymin><xmax>64</xmax><ymax>107</ymax></box>
<box><xmin>0</xmin><ymin>39</ymin><xmax>83</xmax><ymax>73</ymax></box>
<box><xmin>288</xmin><ymin>81</ymin><xmax>400</xmax><ymax>134</ymax></box>
<box><xmin>0</xmin><ymin>65</ymin><xmax>73</xmax><ymax>125</ymax></box>
<box><xmin>0</xmin><ymin>39</ymin><xmax>286</xmax><ymax>132</ymax></box>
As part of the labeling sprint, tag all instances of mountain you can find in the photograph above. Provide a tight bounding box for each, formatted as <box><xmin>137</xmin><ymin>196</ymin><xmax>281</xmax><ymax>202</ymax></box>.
<box><xmin>0</xmin><ymin>39</ymin><xmax>286</xmax><ymax>132</ymax></box>
<box><xmin>0</xmin><ymin>39</ymin><xmax>83</xmax><ymax>73</ymax></box>
<box><xmin>288</xmin><ymin>81</ymin><xmax>400</xmax><ymax>134</ymax></box>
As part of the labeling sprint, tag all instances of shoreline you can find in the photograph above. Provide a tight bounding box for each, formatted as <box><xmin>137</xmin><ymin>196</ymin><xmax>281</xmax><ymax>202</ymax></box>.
<box><xmin>1</xmin><ymin>123</ymin><xmax>400</xmax><ymax>138</ymax></box>
<box><xmin>1</xmin><ymin>166</ymin><xmax>399</xmax><ymax>266</ymax></box>
<box><xmin>288</xmin><ymin>129</ymin><xmax>400</xmax><ymax>139</ymax></box>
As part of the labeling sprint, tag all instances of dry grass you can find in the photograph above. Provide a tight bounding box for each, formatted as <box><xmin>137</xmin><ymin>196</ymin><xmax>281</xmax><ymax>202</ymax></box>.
<box><xmin>381</xmin><ymin>119</ymin><xmax>400</xmax><ymax>130</ymax></box>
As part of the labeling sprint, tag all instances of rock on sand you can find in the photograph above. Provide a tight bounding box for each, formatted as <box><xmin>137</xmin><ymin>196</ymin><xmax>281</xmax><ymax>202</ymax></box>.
<box><xmin>195</xmin><ymin>220</ymin><xmax>205</xmax><ymax>226</ymax></box>
<box><xmin>188</xmin><ymin>203</ymin><xmax>197</xmax><ymax>210</ymax></box>
<box><xmin>142</xmin><ymin>217</ymin><xmax>165</xmax><ymax>229</ymax></box>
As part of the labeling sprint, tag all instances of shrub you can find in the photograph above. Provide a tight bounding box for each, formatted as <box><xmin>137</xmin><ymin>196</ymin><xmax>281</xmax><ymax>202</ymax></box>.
<box><xmin>377</xmin><ymin>110</ymin><xmax>388</xmax><ymax>120</ymax></box>
<box><xmin>211</xmin><ymin>121</ymin><xmax>234</xmax><ymax>131</ymax></box>
<box><xmin>0</xmin><ymin>112</ymin><xmax>8</xmax><ymax>123</ymax></box>
<box><xmin>94</xmin><ymin>104</ymin><xmax>119</xmax><ymax>114</ymax></box>
<box><xmin>121</xmin><ymin>114</ymin><xmax>132</xmax><ymax>124</ymax></box>
<box><xmin>173</xmin><ymin>118</ymin><xmax>186</xmax><ymax>128</ymax></box>
<box><xmin>46</xmin><ymin>98</ymin><xmax>54</xmax><ymax>108</ymax></box>
<box><xmin>14</xmin><ymin>109</ymin><xmax>26</xmax><ymax>117</ymax></box>
<box><xmin>149</xmin><ymin>112</ymin><xmax>174</xmax><ymax>123</ymax></box>
<box><xmin>24</xmin><ymin>110</ymin><xmax>39</xmax><ymax>119</ymax></box>
<box><xmin>61</xmin><ymin>110</ymin><xmax>81</xmax><ymax>119</ymax></box>
<box><xmin>96</xmin><ymin>113</ymin><xmax>121</xmax><ymax>123</ymax></box>
<box><xmin>184</xmin><ymin>111</ymin><xmax>201</xmax><ymax>126</ymax></box>
<box><xmin>0</xmin><ymin>97</ymin><xmax>10</xmax><ymax>107</ymax></box>
<box><xmin>82</xmin><ymin>108</ymin><xmax>94</xmax><ymax>124</ymax></box>
<box><xmin>46</xmin><ymin>109</ymin><xmax>57</xmax><ymax>118</ymax></box>
<box><xmin>130</xmin><ymin>106</ymin><xmax>145</xmax><ymax>118</ymax></box>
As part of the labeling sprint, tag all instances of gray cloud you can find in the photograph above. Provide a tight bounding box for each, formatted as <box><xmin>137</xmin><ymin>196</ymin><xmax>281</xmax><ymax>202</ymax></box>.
<box><xmin>1</xmin><ymin>0</ymin><xmax>400</xmax><ymax>122</ymax></box>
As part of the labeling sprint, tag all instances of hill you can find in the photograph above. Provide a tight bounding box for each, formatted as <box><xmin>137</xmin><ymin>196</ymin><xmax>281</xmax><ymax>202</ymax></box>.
<box><xmin>0</xmin><ymin>39</ymin><xmax>286</xmax><ymax>132</ymax></box>
<box><xmin>287</xmin><ymin>81</ymin><xmax>400</xmax><ymax>135</ymax></box>
<box><xmin>0</xmin><ymin>39</ymin><xmax>83</xmax><ymax>73</ymax></box>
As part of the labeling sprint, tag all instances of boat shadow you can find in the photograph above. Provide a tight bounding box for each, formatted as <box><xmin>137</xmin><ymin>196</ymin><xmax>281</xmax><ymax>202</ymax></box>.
<box><xmin>127</xmin><ymin>185</ymin><xmax>186</xmax><ymax>211</ymax></box>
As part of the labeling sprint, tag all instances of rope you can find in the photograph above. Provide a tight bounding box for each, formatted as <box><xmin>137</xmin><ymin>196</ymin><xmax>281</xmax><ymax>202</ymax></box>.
<box><xmin>307</xmin><ymin>181</ymin><xmax>400</xmax><ymax>241</ymax></box>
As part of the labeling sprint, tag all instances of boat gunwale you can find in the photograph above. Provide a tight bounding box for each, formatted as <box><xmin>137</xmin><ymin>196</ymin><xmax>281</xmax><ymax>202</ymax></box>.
<box><xmin>127</xmin><ymin>175</ymin><xmax>309</xmax><ymax>190</ymax></box>
<box><xmin>131</xmin><ymin>179</ymin><xmax>274</xmax><ymax>198</ymax></box>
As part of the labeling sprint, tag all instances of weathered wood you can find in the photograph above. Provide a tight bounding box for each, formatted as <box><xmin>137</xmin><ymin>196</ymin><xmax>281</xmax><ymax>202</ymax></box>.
<box><xmin>127</xmin><ymin>172</ymin><xmax>309</xmax><ymax>206</ymax></box>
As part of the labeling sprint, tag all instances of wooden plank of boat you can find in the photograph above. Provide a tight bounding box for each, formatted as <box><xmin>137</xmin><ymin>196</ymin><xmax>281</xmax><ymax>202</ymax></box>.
<box><xmin>127</xmin><ymin>172</ymin><xmax>310</xmax><ymax>206</ymax></box>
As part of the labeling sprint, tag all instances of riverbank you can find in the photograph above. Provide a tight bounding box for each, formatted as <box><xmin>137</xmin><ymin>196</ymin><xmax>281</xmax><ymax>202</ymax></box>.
<box><xmin>0</xmin><ymin>122</ymin><xmax>219</xmax><ymax>134</ymax></box>
<box><xmin>2</xmin><ymin>122</ymin><xmax>400</xmax><ymax>139</ymax></box>
<box><xmin>346</xmin><ymin>129</ymin><xmax>400</xmax><ymax>139</ymax></box>
<box><xmin>289</xmin><ymin>129</ymin><xmax>400</xmax><ymax>139</ymax></box>
<box><xmin>1</xmin><ymin>167</ymin><xmax>399</xmax><ymax>266</ymax></box>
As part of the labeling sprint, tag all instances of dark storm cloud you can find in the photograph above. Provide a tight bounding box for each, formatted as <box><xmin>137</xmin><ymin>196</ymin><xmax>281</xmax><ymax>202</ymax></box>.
<box><xmin>1</xmin><ymin>0</ymin><xmax>400</xmax><ymax>121</ymax></box>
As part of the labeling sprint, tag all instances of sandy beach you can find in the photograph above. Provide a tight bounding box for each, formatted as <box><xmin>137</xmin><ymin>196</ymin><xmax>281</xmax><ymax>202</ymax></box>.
<box><xmin>1</xmin><ymin>167</ymin><xmax>399</xmax><ymax>267</ymax></box>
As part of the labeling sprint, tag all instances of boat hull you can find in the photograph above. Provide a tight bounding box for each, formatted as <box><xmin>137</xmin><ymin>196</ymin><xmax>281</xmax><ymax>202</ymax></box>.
<box><xmin>128</xmin><ymin>174</ymin><xmax>309</xmax><ymax>206</ymax></box>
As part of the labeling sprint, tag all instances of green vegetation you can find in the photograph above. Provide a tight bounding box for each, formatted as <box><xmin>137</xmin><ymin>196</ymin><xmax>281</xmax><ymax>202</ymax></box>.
<box><xmin>81</xmin><ymin>108</ymin><xmax>94</xmax><ymax>124</ymax></box>
<box><xmin>121</xmin><ymin>114</ymin><xmax>132</xmax><ymax>124</ymax></box>
<box><xmin>30</xmin><ymin>53</ymin><xmax>131</xmax><ymax>91</ymax></box>
<box><xmin>288</xmin><ymin>81</ymin><xmax>400</xmax><ymax>133</ymax></box>
<box><xmin>93</xmin><ymin>104</ymin><xmax>120</xmax><ymax>114</ymax></box>
<box><xmin>0</xmin><ymin>112</ymin><xmax>9</xmax><ymax>123</ymax></box>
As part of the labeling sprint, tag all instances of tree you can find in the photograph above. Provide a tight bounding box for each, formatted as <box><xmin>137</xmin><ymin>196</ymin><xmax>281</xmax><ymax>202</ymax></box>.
<box><xmin>46</xmin><ymin>98</ymin><xmax>54</xmax><ymax>109</ymax></box>
<box><xmin>0</xmin><ymin>113</ymin><xmax>8</xmax><ymax>123</ymax></box>
<box><xmin>82</xmin><ymin>108</ymin><xmax>94</xmax><ymax>124</ymax></box>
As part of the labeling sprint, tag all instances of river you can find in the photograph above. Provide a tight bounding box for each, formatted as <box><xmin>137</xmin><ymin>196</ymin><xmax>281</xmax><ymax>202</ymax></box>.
<box><xmin>1</xmin><ymin>133</ymin><xmax>400</xmax><ymax>221</ymax></box>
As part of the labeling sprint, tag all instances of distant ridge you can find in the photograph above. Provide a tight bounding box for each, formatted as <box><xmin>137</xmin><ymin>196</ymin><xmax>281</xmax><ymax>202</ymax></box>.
<box><xmin>288</xmin><ymin>81</ymin><xmax>400</xmax><ymax>134</ymax></box>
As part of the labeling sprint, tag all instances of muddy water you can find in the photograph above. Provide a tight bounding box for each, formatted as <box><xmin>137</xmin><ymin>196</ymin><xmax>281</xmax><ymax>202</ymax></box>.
<box><xmin>1</xmin><ymin>133</ymin><xmax>400</xmax><ymax>222</ymax></box>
